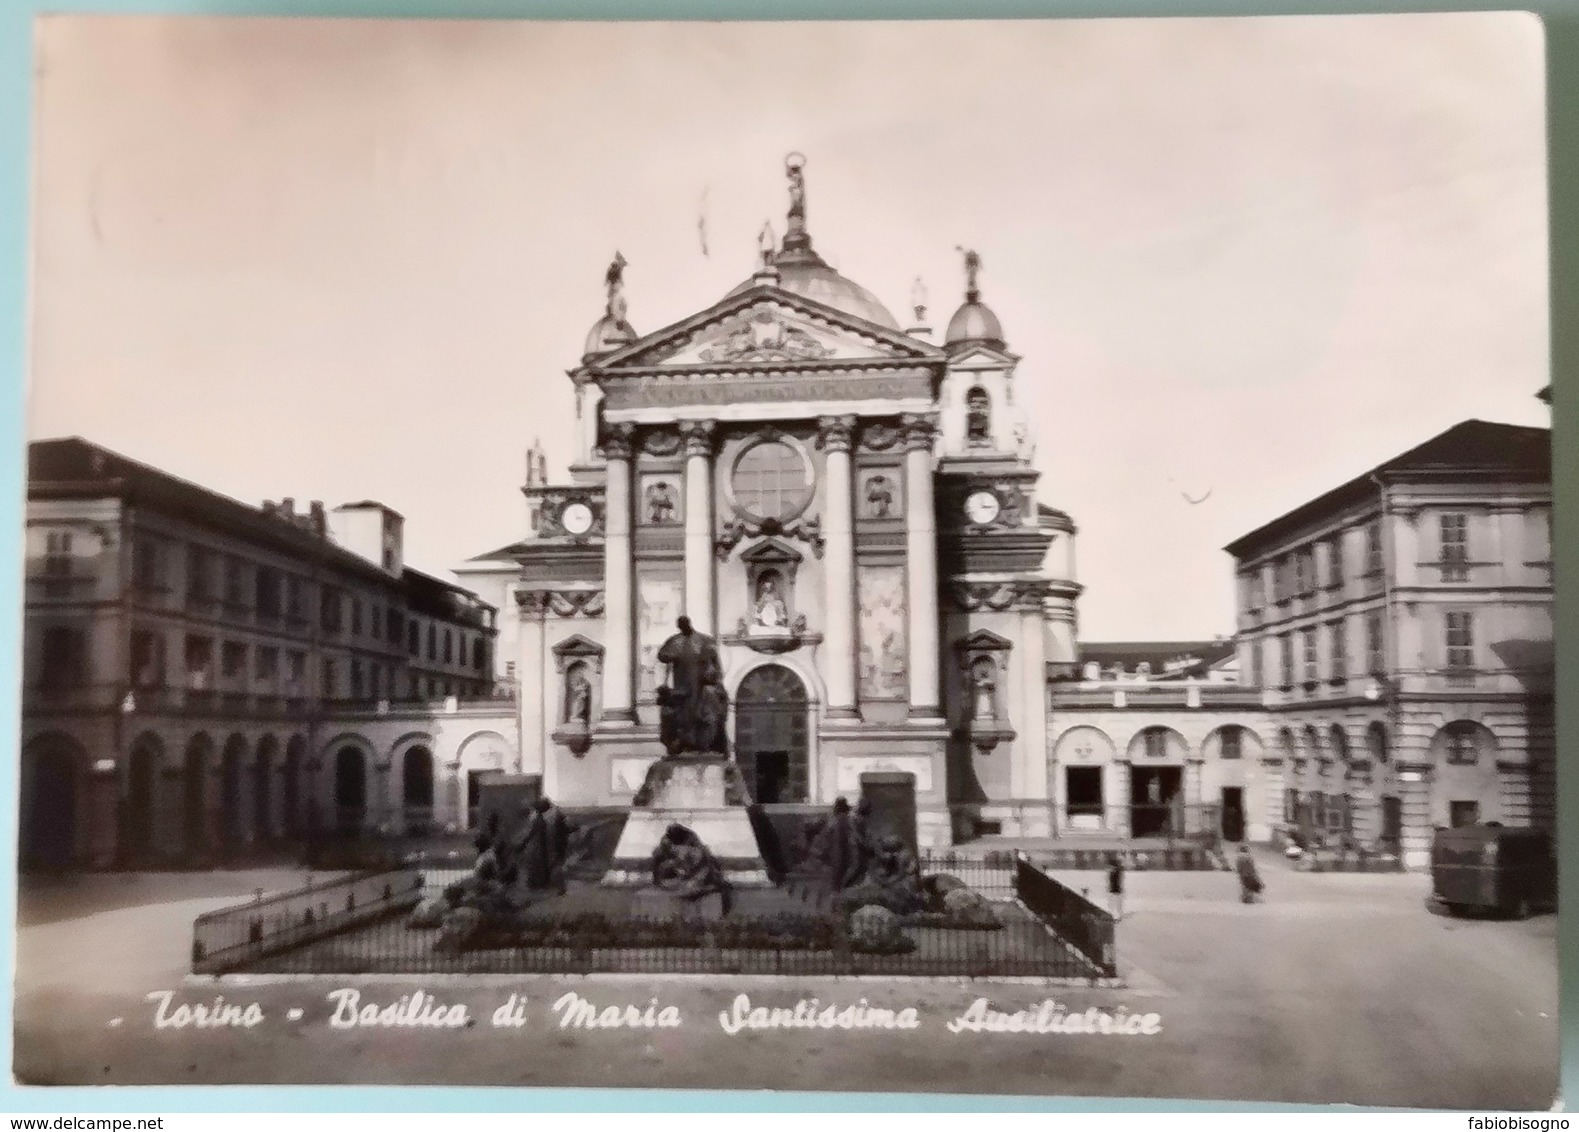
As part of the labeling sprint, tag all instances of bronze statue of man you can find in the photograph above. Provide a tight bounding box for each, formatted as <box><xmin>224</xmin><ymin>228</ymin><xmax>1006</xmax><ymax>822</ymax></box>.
<box><xmin>655</xmin><ymin>616</ymin><xmax>729</xmax><ymax>756</ymax></box>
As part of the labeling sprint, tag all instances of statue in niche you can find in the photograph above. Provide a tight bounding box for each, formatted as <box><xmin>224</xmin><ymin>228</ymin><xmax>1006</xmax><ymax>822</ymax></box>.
<box><xmin>864</xmin><ymin>474</ymin><xmax>895</xmax><ymax>519</ymax></box>
<box><xmin>752</xmin><ymin>573</ymin><xmax>789</xmax><ymax>632</ymax></box>
<box><xmin>565</xmin><ymin>667</ymin><xmax>592</xmax><ymax>725</ymax></box>
<box><xmin>645</xmin><ymin>480</ymin><xmax>677</xmax><ymax>525</ymax></box>
<box><xmin>966</xmin><ymin>388</ymin><xmax>992</xmax><ymax>447</ymax></box>
<box><xmin>970</xmin><ymin>657</ymin><xmax>997</xmax><ymax>722</ymax></box>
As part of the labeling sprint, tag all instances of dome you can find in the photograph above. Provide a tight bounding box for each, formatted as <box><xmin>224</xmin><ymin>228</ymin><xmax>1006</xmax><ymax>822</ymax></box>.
<box><xmin>583</xmin><ymin>313</ymin><xmax>637</xmax><ymax>360</ymax></box>
<box><xmin>944</xmin><ymin>300</ymin><xmax>1004</xmax><ymax>350</ymax></box>
<box><xmin>727</xmin><ymin>246</ymin><xmax>899</xmax><ymax>331</ymax></box>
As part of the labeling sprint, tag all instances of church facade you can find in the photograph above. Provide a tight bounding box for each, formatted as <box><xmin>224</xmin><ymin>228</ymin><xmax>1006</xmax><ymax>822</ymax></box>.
<box><xmin>464</xmin><ymin>159</ymin><xmax>1080</xmax><ymax>849</ymax></box>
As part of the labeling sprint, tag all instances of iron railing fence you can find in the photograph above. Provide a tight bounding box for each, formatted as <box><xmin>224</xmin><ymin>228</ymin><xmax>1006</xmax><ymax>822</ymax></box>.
<box><xmin>194</xmin><ymin>855</ymin><xmax>1111</xmax><ymax>980</ymax></box>
<box><xmin>224</xmin><ymin>904</ymin><xmax>1100</xmax><ymax>980</ymax></box>
<box><xmin>191</xmin><ymin>868</ymin><xmax>424</xmax><ymax>974</ymax></box>
<box><xmin>1013</xmin><ymin>853</ymin><xmax>1117</xmax><ymax>978</ymax></box>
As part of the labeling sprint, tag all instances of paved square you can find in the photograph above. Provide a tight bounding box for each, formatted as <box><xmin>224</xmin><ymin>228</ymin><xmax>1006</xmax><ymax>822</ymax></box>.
<box><xmin>13</xmin><ymin>849</ymin><xmax>1557</xmax><ymax>1108</ymax></box>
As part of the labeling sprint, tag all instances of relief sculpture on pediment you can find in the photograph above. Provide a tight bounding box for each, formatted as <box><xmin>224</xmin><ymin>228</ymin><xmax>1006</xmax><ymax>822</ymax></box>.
<box><xmin>698</xmin><ymin>310</ymin><xmax>833</xmax><ymax>363</ymax></box>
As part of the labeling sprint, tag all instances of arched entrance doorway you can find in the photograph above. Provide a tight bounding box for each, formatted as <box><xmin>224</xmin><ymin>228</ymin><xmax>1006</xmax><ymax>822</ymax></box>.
<box><xmin>282</xmin><ymin>736</ymin><xmax>304</xmax><ymax>837</ymax></box>
<box><xmin>254</xmin><ymin>735</ymin><xmax>277</xmax><ymax>842</ymax></box>
<box><xmin>125</xmin><ymin>735</ymin><xmax>161</xmax><ymax>861</ymax></box>
<box><xmin>183</xmin><ymin>734</ymin><xmax>213</xmax><ymax>859</ymax></box>
<box><xmin>220</xmin><ymin>735</ymin><xmax>247</xmax><ymax>852</ymax></box>
<box><xmin>334</xmin><ymin>747</ymin><xmax>367</xmax><ymax>835</ymax></box>
<box><xmin>402</xmin><ymin>746</ymin><xmax>434</xmax><ymax>834</ymax></box>
<box><xmin>21</xmin><ymin>735</ymin><xmax>81</xmax><ymax>869</ymax></box>
<box><xmin>734</xmin><ymin>665</ymin><xmax>810</xmax><ymax>804</ymax></box>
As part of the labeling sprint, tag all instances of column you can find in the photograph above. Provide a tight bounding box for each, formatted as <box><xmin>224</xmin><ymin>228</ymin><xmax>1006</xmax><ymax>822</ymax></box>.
<box><xmin>599</xmin><ymin>424</ymin><xmax>637</xmax><ymax>724</ymax></box>
<box><xmin>682</xmin><ymin>420</ymin><xmax>717</xmax><ymax>635</ymax></box>
<box><xmin>819</xmin><ymin>415</ymin><xmax>858</xmax><ymax>718</ymax></box>
<box><xmin>516</xmin><ymin>591</ymin><xmax>547</xmax><ymax>775</ymax></box>
<box><xmin>902</xmin><ymin>413</ymin><xmax>942</xmax><ymax>718</ymax></box>
<box><xmin>1019</xmin><ymin>597</ymin><xmax>1051</xmax><ymax>834</ymax></box>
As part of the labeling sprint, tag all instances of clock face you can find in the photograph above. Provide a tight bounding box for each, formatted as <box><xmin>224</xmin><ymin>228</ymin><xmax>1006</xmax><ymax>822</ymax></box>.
<box><xmin>561</xmin><ymin>502</ymin><xmax>594</xmax><ymax>536</ymax></box>
<box><xmin>964</xmin><ymin>491</ymin><xmax>1001</xmax><ymax>526</ymax></box>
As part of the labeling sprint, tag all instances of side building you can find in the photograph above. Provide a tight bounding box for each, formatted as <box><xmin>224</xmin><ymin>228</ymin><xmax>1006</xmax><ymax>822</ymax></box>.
<box><xmin>1225</xmin><ymin>419</ymin><xmax>1554</xmax><ymax>868</ymax></box>
<box><xmin>21</xmin><ymin>437</ymin><xmax>513</xmax><ymax>870</ymax></box>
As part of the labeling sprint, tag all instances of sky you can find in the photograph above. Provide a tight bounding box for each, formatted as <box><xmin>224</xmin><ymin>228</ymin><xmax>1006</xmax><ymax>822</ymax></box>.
<box><xmin>26</xmin><ymin>13</ymin><xmax>1550</xmax><ymax>641</ymax></box>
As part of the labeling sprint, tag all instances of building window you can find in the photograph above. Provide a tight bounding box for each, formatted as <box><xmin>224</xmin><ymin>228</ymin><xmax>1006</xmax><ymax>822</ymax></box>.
<box><xmin>965</xmin><ymin>387</ymin><xmax>992</xmax><ymax>446</ymax></box>
<box><xmin>223</xmin><ymin>557</ymin><xmax>249</xmax><ymax>610</ymax></box>
<box><xmin>386</xmin><ymin>607</ymin><xmax>402</xmax><ymax>642</ymax></box>
<box><xmin>1449</xmin><ymin>800</ymin><xmax>1480</xmax><ymax>828</ymax></box>
<box><xmin>427</xmin><ymin>625</ymin><xmax>437</xmax><ymax>662</ymax></box>
<box><xmin>1279</xmin><ymin>634</ymin><xmax>1294</xmax><ymax>688</ymax></box>
<box><xmin>1440</xmin><ymin>513</ymin><xmax>1469</xmax><ymax>582</ymax></box>
<box><xmin>184</xmin><ymin>636</ymin><xmax>214</xmax><ymax>689</ymax></box>
<box><xmin>1292</xmin><ymin>552</ymin><xmax>1310</xmax><ymax>597</ymax></box>
<box><xmin>443</xmin><ymin>629</ymin><xmax>453</xmax><ymax>665</ymax></box>
<box><xmin>351</xmin><ymin>600</ymin><xmax>363</xmax><ymax>637</ymax></box>
<box><xmin>1249</xmin><ymin>640</ymin><xmax>1263</xmax><ymax>687</ymax></box>
<box><xmin>350</xmin><ymin>658</ymin><xmax>363</xmax><ymax>699</ymax></box>
<box><xmin>38</xmin><ymin>626</ymin><xmax>88</xmax><ymax>690</ymax></box>
<box><xmin>1367</xmin><ymin>721</ymin><xmax>1389</xmax><ymax>765</ymax></box>
<box><xmin>133</xmin><ymin>535</ymin><xmax>165</xmax><ymax>592</ymax></box>
<box><xmin>1241</xmin><ymin>572</ymin><xmax>1263</xmax><ymax>615</ymax></box>
<box><xmin>473</xmin><ymin>637</ymin><xmax>488</xmax><ymax>671</ymax></box>
<box><xmin>321</xmin><ymin>659</ymin><xmax>338</xmax><ymax>700</ymax></box>
<box><xmin>186</xmin><ymin>547</ymin><xmax>215</xmax><ymax>607</ymax></box>
<box><xmin>286</xmin><ymin>650</ymin><xmax>306</xmax><ymax>689</ymax></box>
<box><xmin>1445</xmin><ymin>611</ymin><xmax>1474</xmax><ymax>673</ymax></box>
<box><xmin>1325</xmin><ymin>537</ymin><xmax>1344</xmax><ymax>589</ymax></box>
<box><xmin>1219</xmin><ymin>726</ymin><xmax>1243</xmax><ymax>760</ymax></box>
<box><xmin>256</xmin><ymin>646</ymin><xmax>278</xmax><ymax>684</ymax></box>
<box><xmin>1366</xmin><ymin>612</ymin><xmax>1385</xmax><ymax>673</ymax></box>
<box><xmin>1444</xmin><ymin>721</ymin><xmax>1481</xmax><ymax>765</ymax></box>
<box><xmin>321</xmin><ymin>589</ymin><xmax>343</xmax><ymax>635</ymax></box>
<box><xmin>43</xmin><ymin>531</ymin><xmax>73</xmax><ymax>577</ymax></box>
<box><xmin>1364</xmin><ymin>522</ymin><xmax>1383</xmax><ymax>576</ymax></box>
<box><xmin>730</xmin><ymin>438</ymin><xmax>814</xmax><ymax>522</ymax></box>
<box><xmin>255</xmin><ymin>567</ymin><xmax>282</xmax><ymax>622</ymax></box>
<box><xmin>285</xmin><ymin>575</ymin><xmax>307</xmax><ymax>623</ymax></box>
<box><xmin>369</xmin><ymin>602</ymin><xmax>382</xmax><ymax>640</ymax></box>
<box><xmin>1142</xmin><ymin>729</ymin><xmax>1169</xmax><ymax>759</ymax></box>
<box><xmin>1301</xmin><ymin>627</ymin><xmax>1318</xmax><ymax>686</ymax></box>
<box><xmin>130</xmin><ymin>629</ymin><xmax>165</xmax><ymax>689</ymax></box>
<box><xmin>221</xmin><ymin>641</ymin><xmax>247</xmax><ymax>680</ymax></box>
<box><xmin>1329</xmin><ymin>618</ymin><xmax>1347</xmax><ymax>683</ymax></box>
<box><xmin>1272</xmin><ymin>558</ymin><xmax>1290</xmax><ymax>604</ymax></box>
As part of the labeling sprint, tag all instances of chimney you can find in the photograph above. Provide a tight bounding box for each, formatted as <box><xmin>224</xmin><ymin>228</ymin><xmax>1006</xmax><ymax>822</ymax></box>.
<box><xmin>282</xmin><ymin>497</ymin><xmax>295</xmax><ymax>516</ymax></box>
<box><xmin>310</xmin><ymin>501</ymin><xmax>326</xmax><ymax>536</ymax></box>
<box><xmin>262</xmin><ymin>500</ymin><xmax>276</xmax><ymax>516</ymax></box>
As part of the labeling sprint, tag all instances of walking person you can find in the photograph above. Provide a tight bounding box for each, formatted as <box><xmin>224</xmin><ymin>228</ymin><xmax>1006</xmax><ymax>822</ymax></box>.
<box><xmin>1236</xmin><ymin>844</ymin><xmax>1264</xmax><ymax>904</ymax></box>
<box><xmin>1107</xmin><ymin>852</ymin><xmax>1126</xmax><ymax>920</ymax></box>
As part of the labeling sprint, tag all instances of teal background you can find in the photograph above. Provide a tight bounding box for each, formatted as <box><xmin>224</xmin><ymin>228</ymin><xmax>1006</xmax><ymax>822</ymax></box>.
<box><xmin>0</xmin><ymin>0</ymin><xmax>1568</xmax><ymax>1114</ymax></box>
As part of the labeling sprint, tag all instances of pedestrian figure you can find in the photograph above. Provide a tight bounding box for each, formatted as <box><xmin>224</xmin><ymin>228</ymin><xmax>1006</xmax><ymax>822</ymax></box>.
<box><xmin>1237</xmin><ymin>844</ymin><xmax>1264</xmax><ymax>904</ymax></box>
<box><xmin>1107</xmin><ymin>852</ymin><xmax>1126</xmax><ymax>920</ymax></box>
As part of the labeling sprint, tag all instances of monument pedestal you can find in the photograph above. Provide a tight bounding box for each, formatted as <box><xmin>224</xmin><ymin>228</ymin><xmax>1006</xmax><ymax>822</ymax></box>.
<box><xmin>603</xmin><ymin>756</ymin><xmax>772</xmax><ymax>887</ymax></box>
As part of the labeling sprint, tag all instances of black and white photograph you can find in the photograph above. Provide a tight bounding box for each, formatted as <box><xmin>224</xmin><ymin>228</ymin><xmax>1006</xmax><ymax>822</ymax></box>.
<box><xmin>14</xmin><ymin>12</ymin><xmax>1557</xmax><ymax>1109</ymax></box>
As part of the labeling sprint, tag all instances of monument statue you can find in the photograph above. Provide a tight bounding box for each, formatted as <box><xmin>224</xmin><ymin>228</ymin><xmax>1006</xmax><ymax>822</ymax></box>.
<box><xmin>655</xmin><ymin>616</ymin><xmax>729</xmax><ymax>757</ymax></box>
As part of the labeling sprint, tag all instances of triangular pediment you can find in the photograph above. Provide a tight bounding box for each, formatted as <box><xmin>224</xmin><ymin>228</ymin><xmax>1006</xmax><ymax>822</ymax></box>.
<box><xmin>740</xmin><ymin>537</ymin><xmax>804</xmax><ymax>566</ymax></box>
<box><xmin>947</xmin><ymin>343</ymin><xmax>1021</xmax><ymax>369</ymax></box>
<box><xmin>551</xmin><ymin>633</ymin><xmax>604</xmax><ymax>661</ymax></box>
<box><xmin>954</xmin><ymin>628</ymin><xmax>1015</xmax><ymax>653</ymax></box>
<box><xmin>589</xmin><ymin>286</ymin><xmax>943</xmax><ymax>371</ymax></box>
